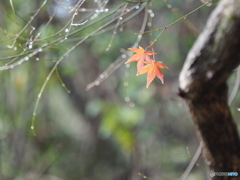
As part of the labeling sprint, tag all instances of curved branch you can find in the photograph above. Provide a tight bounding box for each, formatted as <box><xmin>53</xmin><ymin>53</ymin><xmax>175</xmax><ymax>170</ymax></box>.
<box><xmin>179</xmin><ymin>0</ymin><xmax>240</xmax><ymax>178</ymax></box>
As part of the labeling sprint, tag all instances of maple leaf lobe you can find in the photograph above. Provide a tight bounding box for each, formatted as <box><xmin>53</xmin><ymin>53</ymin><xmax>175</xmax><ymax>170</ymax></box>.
<box><xmin>125</xmin><ymin>46</ymin><xmax>156</xmax><ymax>72</ymax></box>
<box><xmin>138</xmin><ymin>60</ymin><xmax>168</xmax><ymax>88</ymax></box>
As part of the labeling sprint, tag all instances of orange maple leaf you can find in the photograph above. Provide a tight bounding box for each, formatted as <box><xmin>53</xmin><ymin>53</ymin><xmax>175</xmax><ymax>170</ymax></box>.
<box><xmin>137</xmin><ymin>60</ymin><xmax>168</xmax><ymax>88</ymax></box>
<box><xmin>125</xmin><ymin>46</ymin><xmax>156</xmax><ymax>72</ymax></box>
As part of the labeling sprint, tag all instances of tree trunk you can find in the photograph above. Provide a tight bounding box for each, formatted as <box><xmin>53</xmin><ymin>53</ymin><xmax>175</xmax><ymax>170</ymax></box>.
<box><xmin>178</xmin><ymin>0</ymin><xmax>240</xmax><ymax>179</ymax></box>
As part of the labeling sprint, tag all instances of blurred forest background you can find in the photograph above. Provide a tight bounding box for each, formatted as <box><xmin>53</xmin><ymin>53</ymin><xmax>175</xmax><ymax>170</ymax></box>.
<box><xmin>0</xmin><ymin>0</ymin><xmax>240</xmax><ymax>180</ymax></box>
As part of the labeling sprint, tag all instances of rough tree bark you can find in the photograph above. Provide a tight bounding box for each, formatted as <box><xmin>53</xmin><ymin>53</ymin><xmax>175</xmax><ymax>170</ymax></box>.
<box><xmin>179</xmin><ymin>0</ymin><xmax>240</xmax><ymax>179</ymax></box>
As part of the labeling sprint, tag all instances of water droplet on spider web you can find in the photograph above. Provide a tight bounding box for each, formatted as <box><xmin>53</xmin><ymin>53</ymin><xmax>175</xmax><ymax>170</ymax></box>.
<box><xmin>123</xmin><ymin>64</ymin><xmax>135</xmax><ymax>107</ymax></box>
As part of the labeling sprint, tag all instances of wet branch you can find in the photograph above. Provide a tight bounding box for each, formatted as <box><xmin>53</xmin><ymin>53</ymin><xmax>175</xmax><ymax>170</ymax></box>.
<box><xmin>179</xmin><ymin>0</ymin><xmax>240</xmax><ymax>179</ymax></box>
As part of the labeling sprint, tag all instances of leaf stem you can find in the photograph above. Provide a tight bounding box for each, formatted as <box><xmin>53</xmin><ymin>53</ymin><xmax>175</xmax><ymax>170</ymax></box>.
<box><xmin>150</xmin><ymin>27</ymin><xmax>166</xmax><ymax>46</ymax></box>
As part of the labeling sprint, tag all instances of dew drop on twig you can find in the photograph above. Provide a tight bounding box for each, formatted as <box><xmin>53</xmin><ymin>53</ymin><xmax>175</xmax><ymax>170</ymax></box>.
<box><xmin>121</xmin><ymin>54</ymin><xmax>126</xmax><ymax>58</ymax></box>
<box><xmin>95</xmin><ymin>81</ymin><xmax>100</xmax><ymax>86</ymax></box>
<box><xmin>150</xmin><ymin>13</ymin><xmax>154</xmax><ymax>17</ymax></box>
<box><xmin>135</xmin><ymin>5</ymin><xmax>140</xmax><ymax>9</ymax></box>
<box><xmin>129</xmin><ymin>102</ymin><xmax>135</xmax><ymax>107</ymax></box>
<box><xmin>100</xmin><ymin>74</ymin><xmax>105</xmax><ymax>79</ymax></box>
<box><xmin>125</xmin><ymin>97</ymin><xmax>130</xmax><ymax>102</ymax></box>
<box><xmin>167</xmin><ymin>4</ymin><xmax>172</xmax><ymax>9</ymax></box>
